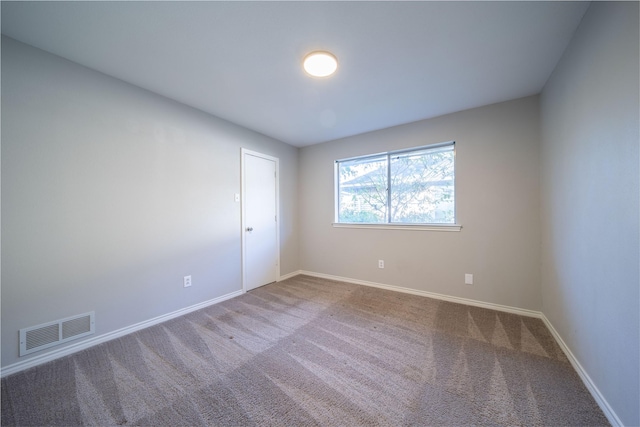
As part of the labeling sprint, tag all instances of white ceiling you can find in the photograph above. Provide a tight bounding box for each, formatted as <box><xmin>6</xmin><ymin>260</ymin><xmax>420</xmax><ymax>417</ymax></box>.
<box><xmin>1</xmin><ymin>1</ymin><xmax>589</xmax><ymax>147</ymax></box>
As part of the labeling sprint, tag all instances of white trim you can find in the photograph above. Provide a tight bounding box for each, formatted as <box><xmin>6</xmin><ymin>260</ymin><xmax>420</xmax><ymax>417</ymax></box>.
<box><xmin>278</xmin><ymin>270</ymin><xmax>302</xmax><ymax>281</ymax></box>
<box><xmin>290</xmin><ymin>270</ymin><xmax>622</xmax><ymax>425</ymax></box>
<box><xmin>334</xmin><ymin>161</ymin><xmax>340</xmax><ymax>222</ymax></box>
<box><xmin>332</xmin><ymin>223</ymin><xmax>462</xmax><ymax>232</ymax></box>
<box><xmin>298</xmin><ymin>270</ymin><xmax>540</xmax><ymax>318</ymax></box>
<box><xmin>2</xmin><ymin>269</ymin><xmax>623</xmax><ymax>427</ymax></box>
<box><xmin>241</xmin><ymin>148</ymin><xmax>281</xmax><ymax>292</ymax></box>
<box><xmin>540</xmin><ymin>314</ymin><xmax>622</xmax><ymax>427</ymax></box>
<box><xmin>1</xmin><ymin>289</ymin><xmax>244</xmax><ymax>378</ymax></box>
<box><xmin>334</xmin><ymin>141</ymin><xmax>457</xmax><ymax>226</ymax></box>
<box><xmin>335</xmin><ymin>141</ymin><xmax>455</xmax><ymax>165</ymax></box>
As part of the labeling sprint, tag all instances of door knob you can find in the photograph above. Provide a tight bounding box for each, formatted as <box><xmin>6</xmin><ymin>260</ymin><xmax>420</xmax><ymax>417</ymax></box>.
<box><xmin>246</xmin><ymin>227</ymin><xmax>253</xmax><ymax>232</ymax></box>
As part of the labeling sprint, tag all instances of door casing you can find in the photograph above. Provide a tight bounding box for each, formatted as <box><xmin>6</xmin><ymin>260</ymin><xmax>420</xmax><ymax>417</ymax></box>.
<box><xmin>241</xmin><ymin>148</ymin><xmax>280</xmax><ymax>292</ymax></box>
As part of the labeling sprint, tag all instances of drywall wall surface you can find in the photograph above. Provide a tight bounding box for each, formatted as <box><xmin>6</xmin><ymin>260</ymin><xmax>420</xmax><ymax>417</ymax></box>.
<box><xmin>540</xmin><ymin>2</ymin><xmax>639</xmax><ymax>425</ymax></box>
<box><xmin>299</xmin><ymin>96</ymin><xmax>541</xmax><ymax>310</ymax></box>
<box><xmin>1</xmin><ymin>37</ymin><xmax>298</xmax><ymax>368</ymax></box>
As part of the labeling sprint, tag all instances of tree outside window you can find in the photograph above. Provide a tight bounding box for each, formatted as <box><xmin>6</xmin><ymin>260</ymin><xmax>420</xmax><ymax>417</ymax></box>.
<box><xmin>336</xmin><ymin>143</ymin><xmax>455</xmax><ymax>224</ymax></box>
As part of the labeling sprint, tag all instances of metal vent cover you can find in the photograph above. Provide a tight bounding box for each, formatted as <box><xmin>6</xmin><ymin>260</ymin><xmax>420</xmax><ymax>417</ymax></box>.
<box><xmin>19</xmin><ymin>312</ymin><xmax>95</xmax><ymax>356</ymax></box>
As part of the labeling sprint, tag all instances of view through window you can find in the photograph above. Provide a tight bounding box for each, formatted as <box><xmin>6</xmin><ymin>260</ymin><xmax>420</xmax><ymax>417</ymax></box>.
<box><xmin>336</xmin><ymin>142</ymin><xmax>455</xmax><ymax>224</ymax></box>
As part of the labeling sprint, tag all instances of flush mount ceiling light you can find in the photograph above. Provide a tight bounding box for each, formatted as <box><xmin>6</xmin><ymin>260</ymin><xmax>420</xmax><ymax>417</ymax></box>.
<box><xmin>303</xmin><ymin>51</ymin><xmax>338</xmax><ymax>77</ymax></box>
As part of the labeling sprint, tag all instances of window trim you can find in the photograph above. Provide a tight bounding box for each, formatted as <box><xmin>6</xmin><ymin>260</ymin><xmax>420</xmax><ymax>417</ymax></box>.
<box><xmin>331</xmin><ymin>223</ymin><xmax>462</xmax><ymax>232</ymax></box>
<box><xmin>334</xmin><ymin>141</ymin><xmax>460</xmax><ymax>230</ymax></box>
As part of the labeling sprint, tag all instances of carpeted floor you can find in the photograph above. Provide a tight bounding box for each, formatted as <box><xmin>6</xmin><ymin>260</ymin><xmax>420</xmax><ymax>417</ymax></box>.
<box><xmin>1</xmin><ymin>275</ymin><xmax>609</xmax><ymax>426</ymax></box>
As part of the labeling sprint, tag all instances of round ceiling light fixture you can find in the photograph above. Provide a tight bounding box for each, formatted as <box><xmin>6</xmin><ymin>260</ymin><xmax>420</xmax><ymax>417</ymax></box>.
<box><xmin>303</xmin><ymin>51</ymin><xmax>338</xmax><ymax>77</ymax></box>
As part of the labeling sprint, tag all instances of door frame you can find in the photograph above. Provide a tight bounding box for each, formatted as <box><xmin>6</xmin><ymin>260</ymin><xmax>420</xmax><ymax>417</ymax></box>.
<box><xmin>241</xmin><ymin>148</ymin><xmax>280</xmax><ymax>292</ymax></box>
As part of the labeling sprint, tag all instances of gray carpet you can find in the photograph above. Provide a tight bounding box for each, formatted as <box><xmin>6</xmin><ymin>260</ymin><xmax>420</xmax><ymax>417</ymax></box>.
<box><xmin>1</xmin><ymin>275</ymin><xmax>609</xmax><ymax>426</ymax></box>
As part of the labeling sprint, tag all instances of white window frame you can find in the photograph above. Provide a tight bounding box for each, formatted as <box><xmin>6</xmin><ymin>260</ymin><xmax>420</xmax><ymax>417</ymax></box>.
<box><xmin>333</xmin><ymin>141</ymin><xmax>461</xmax><ymax>232</ymax></box>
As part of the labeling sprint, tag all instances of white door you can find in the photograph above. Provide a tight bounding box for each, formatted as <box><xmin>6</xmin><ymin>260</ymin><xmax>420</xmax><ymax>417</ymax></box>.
<box><xmin>242</xmin><ymin>149</ymin><xmax>279</xmax><ymax>291</ymax></box>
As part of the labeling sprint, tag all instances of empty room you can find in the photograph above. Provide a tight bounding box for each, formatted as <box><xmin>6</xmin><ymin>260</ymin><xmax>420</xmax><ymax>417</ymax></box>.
<box><xmin>1</xmin><ymin>1</ymin><xmax>638</xmax><ymax>426</ymax></box>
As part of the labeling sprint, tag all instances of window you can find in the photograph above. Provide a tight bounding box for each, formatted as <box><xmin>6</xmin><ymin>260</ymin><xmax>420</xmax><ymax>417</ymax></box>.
<box><xmin>335</xmin><ymin>142</ymin><xmax>455</xmax><ymax>226</ymax></box>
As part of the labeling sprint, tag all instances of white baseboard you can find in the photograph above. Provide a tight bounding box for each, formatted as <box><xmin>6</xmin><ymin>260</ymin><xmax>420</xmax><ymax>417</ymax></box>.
<box><xmin>0</xmin><ymin>289</ymin><xmax>245</xmax><ymax>378</ymax></box>
<box><xmin>1</xmin><ymin>270</ymin><xmax>624</xmax><ymax>427</ymax></box>
<box><xmin>278</xmin><ymin>270</ymin><xmax>302</xmax><ymax>281</ymax></box>
<box><xmin>295</xmin><ymin>270</ymin><xmax>622</xmax><ymax>426</ymax></box>
<box><xmin>298</xmin><ymin>270</ymin><xmax>542</xmax><ymax>318</ymax></box>
<box><xmin>540</xmin><ymin>314</ymin><xmax>622</xmax><ymax>427</ymax></box>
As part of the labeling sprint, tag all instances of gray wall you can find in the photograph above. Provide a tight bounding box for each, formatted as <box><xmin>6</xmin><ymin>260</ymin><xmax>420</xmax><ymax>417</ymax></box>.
<box><xmin>1</xmin><ymin>37</ymin><xmax>299</xmax><ymax>368</ymax></box>
<box><xmin>540</xmin><ymin>2</ymin><xmax>639</xmax><ymax>426</ymax></box>
<box><xmin>3</xmin><ymin>4</ymin><xmax>638</xmax><ymax>422</ymax></box>
<box><xmin>299</xmin><ymin>96</ymin><xmax>541</xmax><ymax>311</ymax></box>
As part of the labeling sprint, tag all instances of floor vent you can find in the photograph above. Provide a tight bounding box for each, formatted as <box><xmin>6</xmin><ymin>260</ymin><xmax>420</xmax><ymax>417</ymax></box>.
<box><xmin>19</xmin><ymin>312</ymin><xmax>95</xmax><ymax>357</ymax></box>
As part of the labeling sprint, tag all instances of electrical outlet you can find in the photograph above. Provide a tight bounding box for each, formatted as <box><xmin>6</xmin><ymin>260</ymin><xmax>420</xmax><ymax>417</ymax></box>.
<box><xmin>378</xmin><ymin>260</ymin><xmax>384</xmax><ymax>269</ymax></box>
<box><xmin>184</xmin><ymin>275</ymin><xmax>192</xmax><ymax>288</ymax></box>
<box><xmin>465</xmin><ymin>274</ymin><xmax>473</xmax><ymax>285</ymax></box>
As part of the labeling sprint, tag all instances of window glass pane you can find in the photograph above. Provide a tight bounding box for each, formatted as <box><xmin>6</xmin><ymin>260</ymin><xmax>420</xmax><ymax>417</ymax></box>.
<box><xmin>338</xmin><ymin>155</ymin><xmax>388</xmax><ymax>223</ymax></box>
<box><xmin>389</xmin><ymin>146</ymin><xmax>454</xmax><ymax>223</ymax></box>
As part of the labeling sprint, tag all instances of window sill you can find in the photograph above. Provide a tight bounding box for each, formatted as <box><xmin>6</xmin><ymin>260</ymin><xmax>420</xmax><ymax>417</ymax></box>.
<box><xmin>332</xmin><ymin>223</ymin><xmax>462</xmax><ymax>232</ymax></box>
